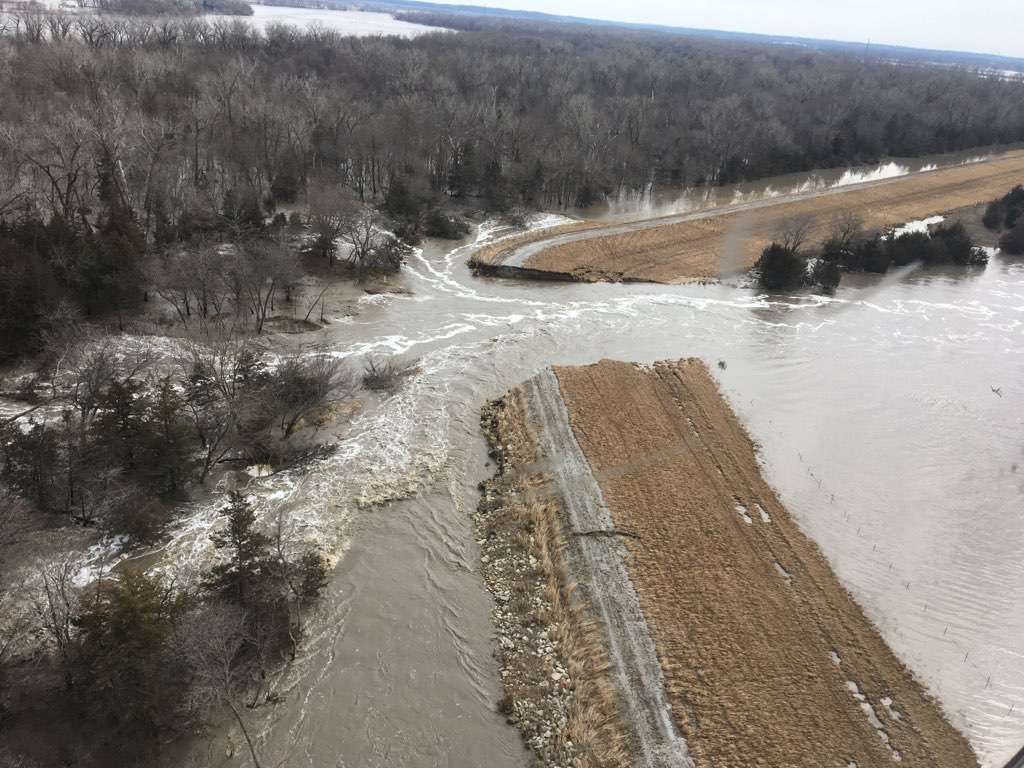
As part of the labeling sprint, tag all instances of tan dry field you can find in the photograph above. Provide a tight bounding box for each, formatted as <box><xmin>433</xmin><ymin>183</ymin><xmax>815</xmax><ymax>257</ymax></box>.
<box><xmin>552</xmin><ymin>359</ymin><xmax>978</xmax><ymax>767</ymax></box>
<box><xmin>502</xmin><ymin>151</ymin><xmax>1024</xmax><ymax>282</ymax></box>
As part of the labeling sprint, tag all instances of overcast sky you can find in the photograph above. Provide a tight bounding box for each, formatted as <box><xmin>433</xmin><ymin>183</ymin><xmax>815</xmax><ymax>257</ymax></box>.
<box><xmin>456</xmin><ymin>0</ymin><xmax>1022</xmax><ymax>59</ymax></box>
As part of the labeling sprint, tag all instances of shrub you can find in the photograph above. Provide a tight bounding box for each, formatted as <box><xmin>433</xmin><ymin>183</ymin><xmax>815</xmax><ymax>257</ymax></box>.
<box><xmin>856</xmin><ymin>235</ymin><xmax>890</xmax><ymax>273</ymax></box>
<box><xmin>887</xmin><ymin>231</ymin><xmax>933</xmax><ymax>266</ymax></box>
<box><xmin>424</xmin><ymin>209</ymin><xmax>470</xmax><ymax>240</ymax></box>
<box><xmin>362</xmin><ymin>357</ymin><xmax>418</xmax><ymax>393</ymax></box>
<box><xmin>71</xmin><ymin>571</ymin><xmax>190</xmax><ymax>738</ymax></box>
<box><xmin>819</xmin><ymin>236</ymin><xmax>853</xmax><ymax>268</ymax></box>
<box><xmin>810</xmin><ymin>258</ymin><xmax>841</xmax><ymax>292</ymax></box>
<box><xmin>390</xmin><ymin>219</ymin><xmax>422</xmax><ymax>246</ymax></box>
<box><xmin>999</xmin><ymin>220</ymin><xmax>1024</xmax><ymax>255</ymax></box>
<box><xmin>756</xmin><ymin>243</ymin><xmax>807</xmax><ymax>290</ymax></box>
<box><xmin>982</xmin><ymin>201</ymin><xmax>1006</xmax><ymax>230</ymax></box>
<box><xmin>931</xmin><ymin>222</ymin><xmax>977</xmax><ymax>265</ymax></box>
<box><xmin>1006</xmin><ymin>185</ymin><xmax>1024</xmax><ymax>208</ymax></box>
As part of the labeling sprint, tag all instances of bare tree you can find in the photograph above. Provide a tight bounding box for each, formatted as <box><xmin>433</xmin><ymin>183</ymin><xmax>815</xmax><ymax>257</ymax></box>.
<box><xmin>0</xmin><ymin>494</ymin><xmax>31</xmax><ymax>668</ymax></box>
<box><xmin>228</xmin><ymin>239</ymin><xmax>301</xmax><ymax>334</ymax></box>
<box><xmin>154</xmin><ymin>241</ymin><xmax>230</xmax><ymax>330</ymax></box>
<box><xmin>776</xmin><ymin>215</ymin><xmax>814</xmax><ymax>255</ymax></box>
<box><xmin>177</xmin><ymin>338</ymin><xmax>259</xmax><ymax>481</ymax></box>
<box><xmin>34</xmin><ymin>561</ymin><xmax>79</xmax><ymax>677</ymax></box>
<box><xmin>828</xmin><ymin>211</ymin><xmax>864</xmax><ymax>250</ymax></box>
<box><xmin>64</xmin><ymin>340</ymin><xmax>154</xmax><ymax>429</ymax></box>
<box><xmin>269</xmin><ymin>353</ymin><xmax>355</xmax><ymax>439</ymax></box>
<box><xmin>16</xmin><ymin>13</ymin><xmax>46</xmax><ymax>44</ymax></box>
<box><xmin>45</xmin><ymin>12</ymin><xmax>75</xmax><ymax>42</ymax></box>
<box><xmin>339</xmin><ymin>209</ymin><xmax>407</xmax><ymax>278</ymax></box>
<box><xmin>305</xmin><ymin>182</ymin><xmax>362</xmax><ymax>265</ymax></box>
<box><xmin>9</xmin><ymin>113</ymin><xmax>93</xmax><ymax>225</ymax></box>
<box><xmin>178</xmin><ymin>604</ymin><xmax>265</xmax><ymax>768</ymax></box>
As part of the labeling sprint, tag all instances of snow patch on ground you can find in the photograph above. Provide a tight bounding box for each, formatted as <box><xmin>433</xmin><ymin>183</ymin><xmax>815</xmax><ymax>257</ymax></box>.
<box><xmin>734</xmin><ymin>501</ymin><xmax>753</xmax><ymax>524</ymax></box>
<box><xmin>881</xmin><ymin>696</ymin><xmax>903</xmax><ymax>722</ymax></box>
<box><xmin>774</xmin><ymin>562</ymin><xmax>792</xmax><ymax>583</ymax></box>
<box><xmin>845</xmin><ymin>680</ymin><xmax>902</xmax><ymax>761</ymax></box>
<box><xmin>892</xmin><ymin>215</ymin><xmax>945</xmax><ymax>237</ymax></box>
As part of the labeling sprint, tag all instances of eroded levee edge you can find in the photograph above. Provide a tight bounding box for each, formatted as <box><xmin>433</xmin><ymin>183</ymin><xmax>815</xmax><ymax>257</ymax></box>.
<box><xmin>475</xmin><ymin>367</ymin><xmax>691</xmax><ymax>768</ymax></box>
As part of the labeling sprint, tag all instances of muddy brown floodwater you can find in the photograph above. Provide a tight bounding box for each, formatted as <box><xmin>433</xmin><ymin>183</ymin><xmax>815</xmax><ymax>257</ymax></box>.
<box><xmin>171</xmin><ymin>152</ymin><xmax>1024</xmax><ymax>768</ymax></box>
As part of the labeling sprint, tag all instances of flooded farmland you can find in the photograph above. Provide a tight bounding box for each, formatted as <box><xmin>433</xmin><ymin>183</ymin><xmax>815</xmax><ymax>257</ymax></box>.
<box><xmin>0</xmin><ymin>153</ymin><xmax>1012</xmax><ymax>766</ymax></box>
<box><xmin>163</xmin><ymin>158</ymin><xmax>1024</xmax><ymax>767</ymax></box>
<box><xmin>206</xmin><ymin>4</ymin><xmax>445</xmax><ymax>37</ymax></box>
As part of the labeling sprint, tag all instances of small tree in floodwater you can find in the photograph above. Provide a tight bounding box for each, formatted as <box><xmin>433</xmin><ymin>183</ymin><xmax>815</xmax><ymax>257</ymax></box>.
<box><xmin>756</xmin><ymin>217</ymin><xmax>815</xmax><ymax>290</ymax></box>
<box><xmin>1000</xmin><ymin>220</ymin><xmax>1024</xmax><ymax>255</ymax></box>
<box><xmin>756</xmin><ymin>243</ymin><xmax>808</xmax><ymax>290</ymax></box>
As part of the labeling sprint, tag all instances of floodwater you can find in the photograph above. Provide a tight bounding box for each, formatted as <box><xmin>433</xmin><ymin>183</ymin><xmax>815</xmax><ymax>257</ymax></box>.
<box><xmin>600</xmin><ymin>148</ymin><xmax>1010</xmax><ymax>220</ymax></box>
<box><xmin>177</xmin><ymin>157</ymin><xmax>1023</xmax><ymax>767</ymax></box>
<box><xmin>206</xmin><ymin>4</ymin><xmax>445</xmax><ymax>37</ymax></box>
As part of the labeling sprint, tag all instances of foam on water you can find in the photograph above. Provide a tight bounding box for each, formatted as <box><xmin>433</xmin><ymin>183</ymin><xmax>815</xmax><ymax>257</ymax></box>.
<box><xmin>834</xmin><ymin>162</ymin><xmax>910</xmax><ymax>188</ymax></box>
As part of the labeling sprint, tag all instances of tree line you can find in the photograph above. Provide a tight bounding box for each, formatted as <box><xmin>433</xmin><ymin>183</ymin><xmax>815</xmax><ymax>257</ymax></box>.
<box><xmin>91</xmin><ymin>0</ymin><xmax>254</xmax><ymax>16</ymax></box>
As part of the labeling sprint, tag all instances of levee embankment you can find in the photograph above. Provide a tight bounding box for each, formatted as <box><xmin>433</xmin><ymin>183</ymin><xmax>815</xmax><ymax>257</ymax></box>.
<box><xmin>470</xmin><ymin>151</ymin><xmax>1024</xmax><ymax>283</ymax></box>
<box><xmin>476</xmin><ymin>371</ymin><xmax>687</xmax><ymax>768</ymax></box>
<box><xmin>480</xmin><ymin>358</ymin><xmax>979</xmax><ymax>767</ymax></box>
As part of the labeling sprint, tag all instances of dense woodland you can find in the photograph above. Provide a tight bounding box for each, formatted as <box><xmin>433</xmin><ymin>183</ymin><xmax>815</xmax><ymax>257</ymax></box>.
<box><xmin>92</xmin><ymin>0</ymin><xmax>253</xmax><ymax>15</ymax></box>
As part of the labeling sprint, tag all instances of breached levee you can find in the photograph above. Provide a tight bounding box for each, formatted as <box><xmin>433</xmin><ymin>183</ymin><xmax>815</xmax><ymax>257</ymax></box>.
<box><xmin>478</xmin><ymin>358</ymin><xmax>978</xmax><ymax>767</ymax></box>
<box><xmin>470</xmin><ymin>150</ymin><xmax>1024</xmax><ymax>283</ymax></box>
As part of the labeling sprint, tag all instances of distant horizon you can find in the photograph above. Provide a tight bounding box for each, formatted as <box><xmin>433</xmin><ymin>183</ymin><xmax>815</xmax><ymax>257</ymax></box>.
<box><xmin>366</xmin><ymin>0</ymin><xmax>1024</xmax><ymax>60</ymax></box>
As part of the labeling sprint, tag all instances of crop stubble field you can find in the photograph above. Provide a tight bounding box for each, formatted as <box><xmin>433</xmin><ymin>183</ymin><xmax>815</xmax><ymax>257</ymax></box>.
<box><xmin>476</xmin><ymin>151</ymin><xmax>1024</xmax><ymax>283</ymax></box>
<box><xmin>546</xmin><ymin>359</ymin><xmax>978</xmax><ymax>766</ymax></box>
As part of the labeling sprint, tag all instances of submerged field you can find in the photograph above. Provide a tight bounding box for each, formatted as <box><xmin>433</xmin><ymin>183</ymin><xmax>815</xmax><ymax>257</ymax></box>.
<box><xmin>472</xmin><ymin>150</ymin><xmax>1024</xmax><ymax>282</ymax></box>
<box><xmin>483</xmin><ymin>359</ymin><xmax>980</xmax><ymax>766</ymax></box>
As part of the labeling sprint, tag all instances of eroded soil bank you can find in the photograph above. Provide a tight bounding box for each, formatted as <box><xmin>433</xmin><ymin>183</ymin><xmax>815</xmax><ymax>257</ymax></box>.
<box><xmin>471</xmin><ymin>150</ymin><xmax>1024</xmax><ymax>283</ymax></box>
<box><xmin>484</xmin><ymin>358</ymin><xmax>980</xmax><ymax>766</ymax></box>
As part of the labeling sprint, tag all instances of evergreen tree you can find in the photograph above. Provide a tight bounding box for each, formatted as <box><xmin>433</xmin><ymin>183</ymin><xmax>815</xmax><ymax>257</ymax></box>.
<box><xmin>139</xmin><ymin>378</ymin><xmax>196</xmax><ymax>496</ymax></box>
<box><xmin>71</xmin><ymin>571</ymin><xmax>188</xmax><ymax>738</ymax></box>
<box><xmin>203</xmin><ymin>492</ymin><xmax>273</xmax><ymax>607</ymax></box>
